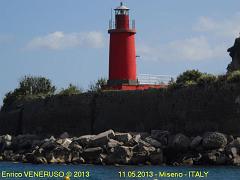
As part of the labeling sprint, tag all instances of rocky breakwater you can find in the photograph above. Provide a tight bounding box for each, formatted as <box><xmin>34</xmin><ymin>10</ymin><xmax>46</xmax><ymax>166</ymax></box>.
<box><xmin>0</xmin><ymin>130</ymin><xmax>239</xmax><ymax>166</ymax></box>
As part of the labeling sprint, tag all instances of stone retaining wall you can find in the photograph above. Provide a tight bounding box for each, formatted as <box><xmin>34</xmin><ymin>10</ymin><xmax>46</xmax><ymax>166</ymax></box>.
<box><xmin>1</xmin><ymin>83</ymin><xmax>240</xmax><ymax>136</ymax></box>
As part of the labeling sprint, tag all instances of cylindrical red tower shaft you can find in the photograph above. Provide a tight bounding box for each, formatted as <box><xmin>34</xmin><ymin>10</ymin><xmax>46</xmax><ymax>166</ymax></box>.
<box><xmin>108</xmin><ymin>3</ymin><xmax>137</xmax><ymax>86</ymax></box>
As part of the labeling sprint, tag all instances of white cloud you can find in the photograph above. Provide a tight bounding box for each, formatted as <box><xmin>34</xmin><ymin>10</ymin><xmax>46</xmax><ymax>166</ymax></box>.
<box><xmin>138</xmin><ymin>36</ymin><xmax>226</xmax><ymax>62</ymax></box>
<box><xmin>26</xmin><ymin>31</ymin><xmax>105</xmax><ymax>50</ymax></box>
<box><xmin>138</xmin><ymin>13</ymin><xmax>240</xmax><ymax>62</ymax></box>
<box><xmin>193</xmin><ymin>13</ymin><xmax>240</xmax><ymax>38</ymax></box>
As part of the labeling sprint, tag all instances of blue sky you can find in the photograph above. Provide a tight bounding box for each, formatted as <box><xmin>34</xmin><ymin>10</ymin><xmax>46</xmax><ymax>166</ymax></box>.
<box><xmin>0</xmin><ymin>0</ymin><xmax>240</xmax><ymax>105</ymax></box>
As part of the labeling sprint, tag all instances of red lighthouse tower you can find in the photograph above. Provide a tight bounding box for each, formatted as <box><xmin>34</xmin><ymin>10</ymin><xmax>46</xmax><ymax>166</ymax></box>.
<box><xmin>108</xmin><ymin>2</ymin><xmax>137</xmax><ymax>87</ymax></box>
<box><xmin>106</xmin><ymin>3</ymin><xmax>168</xmax><ymax>90</ymax></box>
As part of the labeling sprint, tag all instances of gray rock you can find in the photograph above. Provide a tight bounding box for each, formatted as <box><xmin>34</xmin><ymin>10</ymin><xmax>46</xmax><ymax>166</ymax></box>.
<box><xmin>141</xmin><ymin>146</ymin><xmax>156</xmax><ymax>156</ymax></box>
<box><xmin>41</xmin><ymin>140</ymin><xmax>59</xmax><ymax>151</ymax></box>
<box><xmin>34</xmin><ymin>157</ymin><xmax>48</xmax><ymax>164</ymax></box>
<box><xmin>204</xmin><ymin>150</ymin><xmax>228</xmax><ymax>165</ymax></box>
<box><xmin>125</xmin><ymin>134</ymin><xmax>141</xmax><ymax>146</ymax></box>
<box><xmin>2</xmin><ymin>150</ymin><xmax>14</xmax><ymax>161</ymax></box>
<box><xmin>82</xmin><ymin>147</ymin><xmax>103</xmax><ymax>162</ymax></box>
<box><xmin>190</xmin><ymin>136</ymin><xmax>203</xmax><ymax>150</ymax></box>
<box><xmin>12</xmin><ymin>134</ymin><xmax>40</xmax><ymax>151</ymax></box>
<box><xmin>149</xmin><ymin>148</ymin><xmax>163</xmax><ymax>165</ymax></box>
<box><xmin>71</xmin><ymin>151</ymin><xmax>85</xmax><ymax>164</ymax></box>
<box><xmin>131</xmin><ymin>151</ymin><xmax>148</xmax><ymax>165</ymax></box>
<box><xmin>69</xmin><ymin>142</ymin><xmax>83</xmax><ymax>152</ymax></box>
<box><xmin>25</xmin><ymin>153</ymin><xmax>35</xmax><ymax>163</ymax></box>
<box><xmin>169</xmin><ymin>134</ymin><xmax>190</xmax><ymax>151</ymax></box>
<box><xmin>107</xmin><ymin>146</ymin><xmax>133</xmax><ymax>164</ymax></box>
<box><xmin>182</xmin><ymin>157</ymin><xmax>194</xmax><ymax>166</ymax></box>
<box><xmin>231</xmin><ymin>147</ymin><xmax>240</xmax><ymax>166</ymax></box>
<box><xmin>138</xmin><ymin>139</ymin><xmax>152</xmax><ymax>147</ymax></box>
<box><xmin>0</xmin><ymin>135</ymin><xmax>12</xmax><ymax>151</ymax></box>
<box><xmin>225</xmin><ymin>138</ymin><xmax>240</xmax><ymax>165</ymax></box>
<box><xmin>134</xmin><ymin>134</ymin><xmax>141</xmax><ymax>143</ymax></box>
<box><xmin>114</xmin><ymin>133</ymin><xmax>132</xmax><ymax>143</ymax></box>
<box><xmin>56</xmin><ymin>138</ymin><xmax>72</xmax><ymax>149</ymax></box>
<box><xmin>4</xmin><ymin>134</ymin><xmax>12</xmax><ymax>142</ymax></box>
<box><xmin>107</xmin><ymin>139</ymin><xmax>123</xmax><ymax>149</ymax></box>
<box><xmin>75</xmin><ymin>135</ymin><xmax>95</xmax><ymax>146</ymax></box>
<box><xmin>151</xmin><ymin>130</ymin><xmax>170</xmax><ymax>145</ymax></box>
<box><xmin>88</xmin><ymin>130</ymin><xmax>115</xmax><ymax>147</ymax></box>
<box><xmin>47</xmin><ymin>146</ymin><xmax>70</xmax><ymax>163</ymax></box>
<box><xmin>202</xmin><ymin>132</ymin><xmax>227</xmax><ymax>150</ymax></box>
<box><xmin>144</xmin><ymin>137</ymin><xmax>162</xmax><ymax>148</ymax></box>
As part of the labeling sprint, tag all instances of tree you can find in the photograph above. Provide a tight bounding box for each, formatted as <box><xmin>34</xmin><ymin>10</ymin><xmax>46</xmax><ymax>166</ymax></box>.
<box><xmin>19</xmin><ymin>76</ymin><xmax>56</xmax><ymax>95</ymax></box>
<box><xmin>88</xmin><ymin>78</ymin><xmax>107</xmax><ymax>92</ymax></box>
<box><xmin>58</xmin><ymin>84</ymin><xmax>82</xmax><ymax>95</ymax></box>
<box><xmin>2</xmin><ymin>75</ymin><xmax>56</xmax><ymax>107</ymax></box>
<box><xmin>176</xmin><ymin>70</ymin><xmax>203</xmax><ymax>87</ymax></box>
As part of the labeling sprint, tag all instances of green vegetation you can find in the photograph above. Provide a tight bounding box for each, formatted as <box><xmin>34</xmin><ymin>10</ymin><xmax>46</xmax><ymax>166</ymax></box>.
<box><xmin>58</xmin><ymin>84</ymin><xmax>82</xmax><ymax>96</ymax></box>
<box><xmin>226</xmin><ymin>70</ymin><xmax>240</xmax><ymax>83</ymax></box>
<box><xmin>2</xmin><ymin>70</ymin><xmax>240</xmax><ymax>110</ymax></box>
<box><xmin>196</xmin><ymin>74</ymin><xmax>217</xmax><ymax>86</ymax></box>
<box><xmin>176</xmin><ymin>70</ymin><xmax>203</xmax><ymax>87</ymax></box>
<box><xmin>3</xmin><ymin>76</ymin><xmax>56</xmax><ymax>108</ymax></box>
<box><xmin>1</xmin><ymin>76</ymin><xmax>108</xmax><ymax>109</ymax></box>
<box><xmin>88</xmin><ymin>78</ymin><xmax>107</xmax><ymax>93</ymax></box>
<box><xmin>169</xmin><ymin>69</ymin><xmax>240</xmax><ymax>89</ymax></box>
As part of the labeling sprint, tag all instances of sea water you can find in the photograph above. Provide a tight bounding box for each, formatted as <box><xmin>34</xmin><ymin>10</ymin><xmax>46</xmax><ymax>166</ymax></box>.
<box><xmin>0</xmin><ymin>162</ymin><xmax>239</xmax><ymax>180</ymax></box>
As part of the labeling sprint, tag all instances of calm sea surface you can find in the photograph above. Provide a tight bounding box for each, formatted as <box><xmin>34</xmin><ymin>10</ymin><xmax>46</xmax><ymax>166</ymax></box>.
<box><xmin>0</xmin><ymin>162</ymin><xmax>239</xmax><ymax>180</ymax></box>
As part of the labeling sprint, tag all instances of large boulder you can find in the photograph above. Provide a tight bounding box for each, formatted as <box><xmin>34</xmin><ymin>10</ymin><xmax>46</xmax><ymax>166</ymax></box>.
<box><xmin>45</xmin><ymin>146</ymin><xmax>70</xmax><ymax>163</ymax></box>
<box><xmin>107</xmin><ymin>146</ymin><xmax>133</xmax><ymax>165</ymax></box>
<box><xmin>0</xmin><ymin>135</ymin><xmax>12</xmax><ymax>151</ymax></box>
<box><xmin>225</xmin><ymin>138</ymin><xmax>240</xmax><ymax>165</ymax></box>
<box><xmin>2</xmin><ymin>150</ymin><xmax>14</xmax><ymax>161</ymax></box>
<box><xmin>107</xmin><ymin>139</ymin><xmax>123</xmax><ymax>149</ymax></box>
<box><xmin>201</xmin><ymin>150</ymin><xmax>229</xmax><ymax>165</ymax></box>
<box><xmin>169</xmin><ymin>134</ymin><xmax>190</xmax><ymax>152</ymax></box>
<box><xmin>12</xmin><ymin>134</ymin><xmax>40</xmax><ymax>151</ymax></box>
<box><xmin>149</xmin><ymin>148</ymin><xmax>163</xmax><ymax>165</ymax></box>
<box><xmin>71</xmin><ymin>151</ymin><xmax>85</xmax><ymax>164</ymax></box>
<box><xmin>41</xmin><ymin>140</ymin><xmax>58</xmax><ymax>152</ymax></box>
<box><xmin>125</xmin><ymin>134</ymin><xmax>141</xmax><ymax>147</ymax></box>
<box><xmin>114</xmin><ymin>133</ymin><xmax>132</xmax><ymax>144</ymax></box>
<box><xmin>144</xmin><ymin>137</ymin><xmax>162</xmax><ymax>148</ymax></box>
<box><xmin>34</xmin><ymin>156</ymin><xmax>48</xmax><ymax>164</ymax></box>
<box><xmin>202</xmin><ymin>132</ymin><xmax>227</xmax><ymax>150</ymax></box>
<box><xmin>88</xmin><ymin>130</ymin><xmax>115</xmax><ymax>147</ymax></box>
<box><xmin>190</xmin><ymin>136</ymin><xmax>203</xmax><ymax>150</ymax></box>
<box><xmin>151</xmin><ymin>130</ymin><xmax>170</xmax><ymax>146</ymax></box>
<box><xmin>69</xmin><ymin>142</ymin><xmax>83</xmax><ymax>152</ymax></box>
<box><xmin>74</xmin><ymin>135</ymin><xmax>95</xmax><ymax>147</ymax></box>
<box><xmin>56</xmin><ymin>138</ymin><xmax>72</xmax><ymax>149</ymax></box>
<box><xmin>82</xmin><ymin>147</ymin><xmax>103</xmax><ymax>162</ymax></box>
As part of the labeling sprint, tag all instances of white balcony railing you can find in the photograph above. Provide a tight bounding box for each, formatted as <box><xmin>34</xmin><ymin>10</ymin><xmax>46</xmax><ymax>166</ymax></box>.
<box><xmin>137</xmin><ymin>74</ymin><xmax>172</xmax><ymax>85</ymax></box>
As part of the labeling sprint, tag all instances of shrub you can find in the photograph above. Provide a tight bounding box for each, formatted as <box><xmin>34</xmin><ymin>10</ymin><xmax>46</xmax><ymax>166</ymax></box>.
<box><xmin>58</xmin><ymin>84</ymin><xmax>82</xmax><ymax>96</ymax></box>
<box><xmin>2</xmin><ymin>75</ymin><xmax>56</xmax><ymax>107</ymax></box>
<box><xmin>197</xmin><ymin>74</ymin><xmax>217</xmax><ymax>86</ymax></box>
<box><xmin>18</xmin><ymin>76</ymin><xmax>56</xmax><ymax>95</ymax></box>
<box><xmin>226</xmin><ymin>70</ymin><xmax>240</xmax><ymax>83</ymax></box>
<box><xmin>184</xmin><ymin>80</ymin><xmax>197</xmax><ymax>87</ymax></box>
<box><xmin>88</xmin><ymin>78</ymin><xmax>107</xmax><ymax>92</ymax></box>
<box><xmin>175</xmin><ymin>70</ymin><xmax>203</xmax><ymax>87</ymax></box>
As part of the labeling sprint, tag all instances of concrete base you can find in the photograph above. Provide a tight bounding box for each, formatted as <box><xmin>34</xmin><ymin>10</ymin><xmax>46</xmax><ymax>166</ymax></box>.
<box><xmin>103</xmin><ymin>84</ymin><xmax>167</xmax><ymax>91</ymax></box>
<box><xmin>107</xmin><ymin>79</ymin><xmax>138</xmax><ymax>86</ymax></box>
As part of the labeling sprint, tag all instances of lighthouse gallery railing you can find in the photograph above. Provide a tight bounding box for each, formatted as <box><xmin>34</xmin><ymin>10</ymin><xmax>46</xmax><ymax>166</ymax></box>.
<box><xmin>137</xmin><ymin>74</ymin><xmax>172</xmax><ymax>85</ymax></box>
